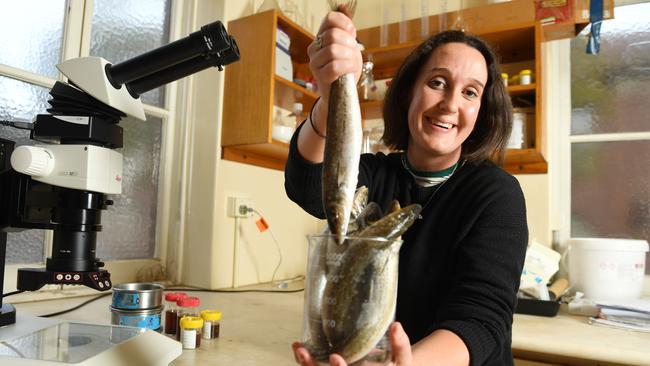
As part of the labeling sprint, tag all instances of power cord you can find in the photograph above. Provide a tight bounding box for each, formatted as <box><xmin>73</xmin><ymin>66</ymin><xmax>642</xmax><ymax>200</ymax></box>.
<box><xmin>249</xmin><ymin>208</ymin><xmax>283</xmax><ymax>285</ymax></box>
<box><xmin>40</xmin><ymin>293</ymin><xmax>112</xmax><ymax>317</ymax></box>
<box><xmin>1</xmin><ymin>290</ymin><xmax>25</xmax><ymax>298</ymax></box>
<box><xmin>32</xmin><ymin>285</ymin><xmax>304</xmax><ymax>318</ymax></box>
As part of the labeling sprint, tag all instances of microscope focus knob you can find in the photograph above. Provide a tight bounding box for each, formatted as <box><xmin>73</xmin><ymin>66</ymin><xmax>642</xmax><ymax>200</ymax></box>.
<box><xmin>11</xmin><ymin>145</ymin><xmax>55</xmax><ymax>177</ymax></box>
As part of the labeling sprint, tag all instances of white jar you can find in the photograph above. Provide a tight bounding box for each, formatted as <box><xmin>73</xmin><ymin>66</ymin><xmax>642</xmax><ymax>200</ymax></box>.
<box><xmin>567</xmin><ymin>238</ymin><xmax>648</xmax><ymax>300</ymax></box>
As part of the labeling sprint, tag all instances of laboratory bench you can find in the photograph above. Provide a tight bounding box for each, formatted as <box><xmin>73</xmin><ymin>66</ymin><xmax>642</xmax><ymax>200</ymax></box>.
<box><xmin>7</xmin><ymin>283</ymin><xmax>650</xmax><ymax>366</ymax></box>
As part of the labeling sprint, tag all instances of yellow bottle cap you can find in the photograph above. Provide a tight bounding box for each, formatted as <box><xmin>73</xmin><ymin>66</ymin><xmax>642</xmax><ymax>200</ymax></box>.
<box><xmin>180</xmin><ymin>316</ymin><xmax>204</xmax><ymax>329</ymax></box>
<box><xmin>501</xmin><ymin>73</ymin><xmax>508</xmax><ymax>78</ymax></box>
<box><xmin>200</xmin><ymin>310</ymin><xmax>222</xmax><ymax>321</ymax></box>
<box><xmin>520</xmin><ymin>69</ymin><xmax>532</xmax><ymax>75</ymax></box>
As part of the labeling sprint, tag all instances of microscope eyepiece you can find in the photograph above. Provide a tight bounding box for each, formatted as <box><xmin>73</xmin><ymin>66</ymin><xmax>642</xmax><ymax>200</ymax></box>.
<box><xmin>105</xmin><ymin>20</ymin><xmax>236</xmax><ymax>92</ymax></box>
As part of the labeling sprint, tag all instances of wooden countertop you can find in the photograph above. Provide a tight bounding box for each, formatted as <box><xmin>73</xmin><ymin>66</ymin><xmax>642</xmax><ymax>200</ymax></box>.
<box><xmin>10</xmin><ymin>284</ymin><xmax>650</xmax><ymax>365</ymax></box>
<box><xmin>513</xmin><ymin>305</ymin><xmax>650</xmax><ymax>366</ymax></box>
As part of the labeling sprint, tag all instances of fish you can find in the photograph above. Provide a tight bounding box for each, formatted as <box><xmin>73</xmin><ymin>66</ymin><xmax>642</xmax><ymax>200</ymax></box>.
<box><xmin>320</xmin><ymin>204</ymin><xmax>422</xmax><ymax>364</ymax></box>
<box><xmin>322</xmin><ymin>72</ymin><xmax>362</xmax><ymax>244</ymax></box>
<box><xmin>305</xmin><ymin>186</ymin><xmax>369</xmax><ymax>356</ymax></box>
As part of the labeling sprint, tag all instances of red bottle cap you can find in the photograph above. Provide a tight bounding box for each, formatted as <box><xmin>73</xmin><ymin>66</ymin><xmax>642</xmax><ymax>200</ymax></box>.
<box><xmin>165</xmin><ymin>292</ymin><xmax>188</xmax><ymax>302</ymax></box>
<box><xmin>177</xmin><ymin>296</ymin><xmax>200</xmax><ymax>307</ymax></box>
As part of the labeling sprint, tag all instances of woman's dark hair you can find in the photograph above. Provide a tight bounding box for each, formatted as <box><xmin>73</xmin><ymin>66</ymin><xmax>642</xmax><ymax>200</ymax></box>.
<box><xmin>382</xmin><ymin>30</ymin><xmax>512</xmax><ymax>165</ymax></box>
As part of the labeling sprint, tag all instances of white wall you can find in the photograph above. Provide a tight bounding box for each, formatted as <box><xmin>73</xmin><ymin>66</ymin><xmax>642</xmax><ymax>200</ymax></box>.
<box><xmin>178</xmin><ymin>0</ymin><xmax>325</xmax><ymax>289</ymax></box>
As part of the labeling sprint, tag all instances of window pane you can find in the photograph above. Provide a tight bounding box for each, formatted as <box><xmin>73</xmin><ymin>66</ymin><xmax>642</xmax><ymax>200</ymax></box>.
<box><xmin>0</xmin><ymin>0</ymin><xmax>66</xmax><ymax>78</ymax></box>
<box><xmin>571</xmin><ymin>140</ymin><xmax>650</xmax><ymax>255</ymax></box>
<box><xmin>1</xmin><ymin>76</ymin><xmax>52</xmax><ymax>264</ymax></box>
<box><xmin>90</xmin><ymin>0</ymin><xmax>172</xmax><ymax>107</ymax></box>
<box><xmin>570</xmin><ymin>2</ymin><xmax>650</xmax><ymax>135</ymax></box>
<box><xmin>96</xmin><ymin>115</ymin><xmax>161</xmax><ymax>260</ymax></box>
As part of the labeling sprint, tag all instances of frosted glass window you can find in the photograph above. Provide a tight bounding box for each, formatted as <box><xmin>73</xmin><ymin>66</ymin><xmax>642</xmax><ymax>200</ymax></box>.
<box><xmin>570</xmin><ymin>2</ymin><xmax>650</xmax><ymax>271</ymax></box>
<box><xmin>96</xmin><ymin>115</ymin><xmax>161</xmax><ymax>260</ymax></box>
<box><xmin>0</xmin><ymin>0</ymin><xmax>66</xmax><ymax>78</ymax></box>
<box><xmin>90</xmin><ymin>0</ymin><xmax>172</xmax><ymax>107</ymax></box>
<box><xmin>1</xmin><ymin>76</ymin><xmax>52</xmax><ymax>264</ymax></box>
<box><xmin>570</xmin><ymin>3</ymin><xmax>650</xmax><ymax>135</ymax></box>
<box><xmin>571</xmin><ymin>141</ymin><xmax>650</xmax><ymax>242</ymax></box>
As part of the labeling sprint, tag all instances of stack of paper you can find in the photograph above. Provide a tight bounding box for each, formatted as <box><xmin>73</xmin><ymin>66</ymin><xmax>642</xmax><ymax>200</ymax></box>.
<box><xmin>588</xmin><ymin>299</ymin><xmax>650</xmax><ymax>332</ymax></box>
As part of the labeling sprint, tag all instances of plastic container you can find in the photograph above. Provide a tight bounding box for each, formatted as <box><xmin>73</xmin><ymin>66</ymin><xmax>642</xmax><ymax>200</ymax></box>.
<box><xmin>567</xmin><ymin>238</ymin><xmax>648</xmax><ymax>300</ymax></box>
<box><xmin>201</xmin><ymin>310</ymin><xmax>222</xmax><ymax>339</ymax></box>
<box><xmin>519</xmin><ymin>69</ymin><xmax>532</xmax><ymax>85</ymax></box>
<box><xmin>176</xmin><ymin>296</ymin><xmax>200</xmax><ymax>340</ymax></box>
<box><xmin>302</xmin><ymin>234</ymin><xmax>402</xmax><ymax>365</ymax></box>
<box><xmin>179</xmin><ymin>316</ymin><xmax>204</xmax><ymax>349</ymax></box>
<box><xmin>164</xmin><ymin>292</ymin><xmax>187</xmax><ymax>335</ymax></box>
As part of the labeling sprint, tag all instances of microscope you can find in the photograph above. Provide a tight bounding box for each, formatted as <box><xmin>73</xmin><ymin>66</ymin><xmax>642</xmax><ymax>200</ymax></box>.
<box><xmin>0</xmin><ymin>20</ymin><xmax>239</xmax><ymax>328</ymax></box>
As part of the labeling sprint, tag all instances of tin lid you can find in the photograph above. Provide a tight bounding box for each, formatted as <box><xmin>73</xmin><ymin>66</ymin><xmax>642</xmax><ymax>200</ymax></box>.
<box><xmin>201</xmin><ymin>310</ymin><xmax>222</xmax><ymax>321</ymax></box>
<box><xmin>180</xmin><ymin>316</ymin><xmax>204</xmax><ymax>329</ymax></box>
<box><xmin>177</xmin><ymin>296</ymin><xmax>200</xmax><ymax>307</ymax></box>
<box><xmin>165</xmin><ymin>292</ymin><xmax>188</xmax><ymax>302</ymax></box>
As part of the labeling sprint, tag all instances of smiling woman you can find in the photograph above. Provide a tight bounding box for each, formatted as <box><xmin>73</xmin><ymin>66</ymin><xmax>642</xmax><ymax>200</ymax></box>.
<box><xmin>286</xmin><ymin>13</ymin><xmax>527</xmax><ymax>366</ymax></box>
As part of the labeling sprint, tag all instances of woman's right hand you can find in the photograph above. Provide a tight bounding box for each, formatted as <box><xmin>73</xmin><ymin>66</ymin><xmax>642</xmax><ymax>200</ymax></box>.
<box><xmin>308</xmin><ymin>11</ymin><xmax>363</xmax><ymax>107</ymax></box>
<box><xmin>292</xmin><ymin>322</ymin><xmax>413</xmax><ymax>366</ymax></box>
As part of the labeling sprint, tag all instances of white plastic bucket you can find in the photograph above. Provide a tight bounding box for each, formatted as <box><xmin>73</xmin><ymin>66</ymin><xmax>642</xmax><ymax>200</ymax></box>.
<box><xmin>567</xmin><ymin>238</ymin><xmax>648</xmax><ymax>300</ymax></box>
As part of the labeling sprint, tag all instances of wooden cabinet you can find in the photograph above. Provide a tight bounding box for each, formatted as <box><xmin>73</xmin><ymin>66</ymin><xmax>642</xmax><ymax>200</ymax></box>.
<box><xmin>222</xmin><ymin>10</ymin><xmax>317</xmax><ymax>171</ymax></box>
<box><xmin>222</xmin><ymin>1</ymin><xmax>612</xmax><ymax>173</ymax></box>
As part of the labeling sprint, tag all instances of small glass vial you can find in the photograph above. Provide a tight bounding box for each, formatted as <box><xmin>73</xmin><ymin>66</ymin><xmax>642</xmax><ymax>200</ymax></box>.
<box><xmin>200</xmin><ymin>310</ymin><xmax>222</xmax><ymax>339</ymax></box>
<box><xmin>519</xmin><ymin>69</ymin><xmax>532</xmax><ymax>85</ymax></box>
<box><xmin>164</xmin><ymin>292</ymin><xmax>187</xmax><ymax>335</ymax></box>
<box><xmin>179</xmin><ymin>316</ymin><xmax>204</xmax><ymax>350</ymax></box>
<box><xmin>176</xmin><ymin>296</ymin><xmax>200</xmax><ymax>340</ymax></box>
<box><xmin>358</xmin><ymin>60</ymin><xmax>377</xmax><ymax>101</ymax></box>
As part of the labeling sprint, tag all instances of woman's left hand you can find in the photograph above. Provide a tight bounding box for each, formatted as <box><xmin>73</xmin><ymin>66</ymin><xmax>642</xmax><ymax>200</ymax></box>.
<box><xmin>292</xmin><ymin>322</ymin><xmax>413</xmax><ymax>366</ymax></box>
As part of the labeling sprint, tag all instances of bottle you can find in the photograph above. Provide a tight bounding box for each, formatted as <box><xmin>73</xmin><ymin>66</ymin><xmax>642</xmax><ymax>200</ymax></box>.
<box><xmin>519</xmin><ymin>69</ymin><xmax>532</xmax><ymax>85</ymax></box>
<box><xmin>164</xmin><ymin>292</ymin><xmax>187</xmax><ymax>335</ymax></box>
<box><xmin>175</xmin><ymin>296</ymin><xmax>200</xmax><ymax>340</ymax></box>
<box><xmin>179</xmin><ymin>316</ymin><xmax>204</xmax><ymax>349</ymax></box>
<box><xmin>358</xmin><ymin>60</ymin><xmax>377</xmax><ymax>101</ymax></box>
<box><xmin>200</xmin><ymin>309</ymin><xmax>222</xmax><ymax>339</ymax></box>
<box><xmin>287</xmin><ymin>103</ymin><xmax>304</xmax><ymax>128</ymax></box>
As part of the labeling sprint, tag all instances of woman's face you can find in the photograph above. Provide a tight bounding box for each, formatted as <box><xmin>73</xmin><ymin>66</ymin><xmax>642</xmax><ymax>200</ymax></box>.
<box><xmin>406</xmin><ymin>42</ymin><xmax>488</xmax><ymax>170</ymax></box>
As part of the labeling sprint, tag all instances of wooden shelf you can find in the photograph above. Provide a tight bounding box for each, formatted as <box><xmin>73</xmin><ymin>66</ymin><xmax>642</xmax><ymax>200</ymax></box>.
<box><xmin>508</xmin><ymin>83</ymin><xmax>536</xmax><ymax>96</ymax></box>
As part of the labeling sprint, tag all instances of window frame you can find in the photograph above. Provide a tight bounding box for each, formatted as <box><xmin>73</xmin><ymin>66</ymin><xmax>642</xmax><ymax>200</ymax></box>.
<box><xmin>2</xmin><ymin>0</ymin><xmax>188</xmax><ymax>298</ymax></box>
<box><xmin>556</xmin><ymin>1</ymin><xmax>650</xmax><ymax>278</ymax></box>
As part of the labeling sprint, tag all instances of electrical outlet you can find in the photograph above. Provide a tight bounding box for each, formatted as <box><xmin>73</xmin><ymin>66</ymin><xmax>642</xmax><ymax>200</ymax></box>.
<box><xmin>227</xmin><ymin>196</ymin><xmax>253</xmax><ymax>218</ymax></box>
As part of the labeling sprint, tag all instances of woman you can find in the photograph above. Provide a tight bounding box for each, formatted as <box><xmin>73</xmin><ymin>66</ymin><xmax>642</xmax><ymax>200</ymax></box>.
<box><xmin>285</xmin><ymin>12</ymin><xmax>528</xmax><ymax>366</ymax></box>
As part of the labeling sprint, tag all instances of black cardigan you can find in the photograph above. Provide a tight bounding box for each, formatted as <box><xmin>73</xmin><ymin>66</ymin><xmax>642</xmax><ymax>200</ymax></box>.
<box><xmin>284</xmin><ymin>123</ymin><xmax>528</xmax><ymax>366</ymax></box>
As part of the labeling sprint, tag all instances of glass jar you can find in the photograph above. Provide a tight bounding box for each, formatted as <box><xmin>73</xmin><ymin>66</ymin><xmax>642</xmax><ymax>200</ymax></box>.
<box><xmin>302</xmin><ymin>234</ymin><xmax>403</xmax><ymax>365</ymax></box>
<box><xmin>358</xmin><ymin>61</ymin><xmax>377</xmax><ymax>101</ymax></box>
<box><xmin>179</xmin><ymin>316</ymin><xmax>204</xmax><ymax>350</ymax></box>
<box><xmin>175</xmin><ymin>296</ymin><xmax>200</xmax><ymax>340</ymax></box>
<box><xmin>200</xmin><ymin>309</ymin><xmax>222</xmax><ymax>339</ymax></box>
<box><xmin>164</xmin><ymin>292</ymin><xmax>187</xmax><ymax>335</ymax></box>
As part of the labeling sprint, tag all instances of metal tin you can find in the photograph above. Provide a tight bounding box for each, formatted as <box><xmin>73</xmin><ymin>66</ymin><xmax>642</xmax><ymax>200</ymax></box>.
<box><xmin>111</xmin><ymin>283</ymin><xmax>164</xmax><ymax>310</ymax></box>
<box><xmin>110</xmin><ymin>305</ymin><xmax>163</xmax><ymax>332</ymax></box>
